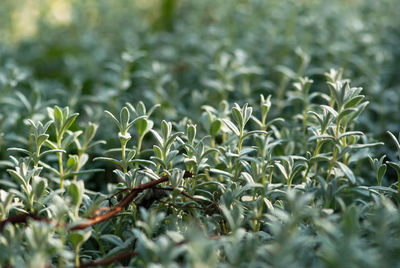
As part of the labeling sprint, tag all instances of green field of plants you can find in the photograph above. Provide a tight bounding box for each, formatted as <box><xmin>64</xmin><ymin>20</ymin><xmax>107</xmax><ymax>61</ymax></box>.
<box><xmin>1</xmin><ymin>0</ymin><xmax>400</xmax><ymax>267</ymax></box>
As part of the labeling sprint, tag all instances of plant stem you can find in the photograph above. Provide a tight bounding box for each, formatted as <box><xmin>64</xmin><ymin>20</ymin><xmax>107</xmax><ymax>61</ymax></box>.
<box><xmin>75</xmin><ymin>248</ymin><xmax>80</xmax><ymax>267</ymax></box>
<box><xmin>94</xmin><ymin>225</ymin><xmax>105</xmax><ymax>256</ymax></box>
<box><xmin>121</xmin><ymin>141</ymin><xmax>127</xmax><ymax>173</ymax></box>
<box><xmin>234</xmin><ymin>131</ymin><xmax>244</xmax><ymax>181</ymax></box>
<box><xmin>303</xmin><ymin>140</ymin><xmax>323</xmax><ymax>182</ymax></box>
<box><xmin>135</xmin><ymin>135</ymin><xmax>144</xmax><ymax>169</ymax></box>
<box><xmin>57</xmin><ymin>138</ymin><xmax>64</xmax><ymax>190</ymax></box>
<box><xmin>326</xmin><ymin>147</ymin><xmax>337</xmax><ymax>182</ymax></box>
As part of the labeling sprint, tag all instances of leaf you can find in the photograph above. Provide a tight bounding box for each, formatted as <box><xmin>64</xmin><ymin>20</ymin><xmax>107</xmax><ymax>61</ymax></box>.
<box><xmin>337</xmin><ymin>162</ymin><xmax>355</xmax><ymax>184</ymax></box>
<box><xmin>15</xmin><ymin>91</ymin><xmax>32</xmax><ymax>111</ymax></box>
<box><xmin>136</xmin><ymin>118</ymin><xmax>148</xmax><ymax>137</ymax></box>
<box><xmin>60</xmin><ymin>113</ymin><xmax>79</xmax><ymax>136</ymax></box>
<box><xmin>377</xmin><ymin>164</ymin><xmax>387</xmax><ymax>184</ymax></box>
<box><xmin>275</xmin><ymin>162</ymin><xmax>288</xmax><ymax>180</ymax></box>
<box><xmin>187</xmin><ymin>124</ymin><xmax>196</xmax><ymax>143</ymax></box>
<box><xmin>320</xmin><ymin>105</ymin><xmax>338</xmax><ymax>118</ymax></box>
<box><xmin>105</xmin><ymin>110</ymin><xmax>121</xmax><ymax>129</ymax></box>
<box><xmin>38</xmin><ymin>161</ymin><xmax>61</xmax><ymax>176</ymax></box>
<box><xmin>223</xmin><ymin>119</ymin><xmax>240</xmax><ymax>136</ymax></box>
<box><xmin>250</xmin><ymin>116</ymin><xmax>262</xmax><ymax>128</ymax></box>
<box><xmin>243</xmin><ymin>105</ymin><xmax>253</xmax><ymax>125</ymax></box>
<box><xmin>210</xmin><ymin>119</ymin><xmax>222</xmax><ymax>137</ymax></box>
<box><xmin>68</xmin><ymin>181</ymin><xmax>84</xmax><ymax>207</ymax></box>
<box><xmin>33</xmin><ymin>178</ymin><xmax>47</xmax><ymax>198</ymax></box>
<box><xmin>69</xmin><ymin>230</ymin><xmax>92</xmax><ymax>250</ymax></box>
<box><xmin>153</xmin><ymin>145</ymin><xmax>163</xmax><ymax>158</ymax></box>
<box><xmin>53</xmin><ymin>106</ymin><xmax>64</xmax><ymax>130</ymax></box>
<box><xmin>39</xmin><ymin>149</ymin><xmax>65</xmax><ymax>158</ymax></box>
<box><xmin>7</xmin><ymin>147</ymin><xmax>33</xmax><ymax>157</ymax></box>
<box><xmin>127</xmin><ymin>149</ymin><xmax>136</xmax><ymax>162</ymax></box>
<box><xmin>62</xmin><ymin>130</ymin><xmax>82</xmax><ymax>149</ymax></box>
<box><xmin>338</xmin><ymin>131</ymin><xmax>363</xmax><ymax>139</ymax></box>
<box><xmin>129</xmin><ymin>159</ymin><xmax>156</xmax><ymax>167</ymax></box>
<box><xmin>209</xmin><ymin>168</ymin><xmax>234</xmax><ymax>178</ymax></box>
<box><xmin>265</xmin><ymin>118</ymin><xmax>284</xmax><ymax>129</ymax></box>
<box><xmin>165</xmin><ymin>132</ymin><xmax>184</xmax><ymax>151</ymax></box>
<box><xmin>349</xmin><ymin>142</ymin><xmax>383</xmax><ymax>149</ymax></box>
<box><xmin>308</xmin><ymin>135</ymin><xmax>335</xmax><ymax>142</ymax></box>
<box><xmin>345</xmin><ymin>95</ymin><xmax>364</xmax><ymax>108</ymax></box>
<box><xmin>161</xmin><ymin>120</ymin><xmax>171</xmax><ymax>139</ymax></box>
<box><xmin>337</xmin><ymin>108</ymin><xmax>356</xmax><ymax>123</ymax></box>
<box><xmin>7</xmin><ymin>169</ymin><xmax>29</xmax><ymax>192</ymax></box>
<box><xmin>242</xmin><ymin>130</ymin><xmax>267</xmax><ymax>140</ymax></box>
<box><xmin>119</xmin><ymin>107</ymin><xmax>130</xmax><ymax>129</ymax></box>
<box><xmin>84</xmin><ymin>123</ymin><xmax>98</xmax><ymax>144</ymax></box>
<box><xmin>127</xmin><ymin>115</ymin><xmax>146</xmax><ymax>131</ymax></box>
<box><xmin>67</xmin><ymin>155</ymin><xmax>78</xmax><ymax>169</ymax></box>
<box><xmin>150</xmin><ymin>129</ymin><xmax>164</xmax><ymax>146</ymax></box>
<box><xmin>36</xmin><ymin>134</ymin><xmax>49</xmax><ymax>147</ymax></box>
<box><xmin>65</xmin><ymin>169</ymin><xmax>104</xmax><ymax>178</ymax></box>
<box><xmin>388</xmin><ymin>162</ymin><xmax>400</xmax><ymax>176</ymax></box>
<box><xmin>79</xmin><ymin>153</ymin><xmax>89</xmax><ymax>168</ymax></box>
<box><xmin>100</xmin><ymin>234</ymin><xmax>123</xmax><ymax>246</ymax></box>
<box><xmin>387</xmin><ymin>131</ymin><xmax>400</xmax><ymax>151</ymax></box>
<box><xmin>44</xmin><ymin>140</ymin><xmax>58</xmax><ymax>149</ymax></box>
<box><xmin>257</xmin><ymin>199</ymin><xmax>273</xmax><ymax>214</ymax></box>
<box><xmin>275</xmin><ymin>65</ymin><xmax>296</xmax><ymax>79</ymax></box>
<box><xmin>231</xmin><ymin>106</ymin><xmax>244</xmax><ymax>130</ymax></box>
<box><xmin>93</xmin><ymin>157</ymin><xmax>121</xmax><ymax>166</ymax></box>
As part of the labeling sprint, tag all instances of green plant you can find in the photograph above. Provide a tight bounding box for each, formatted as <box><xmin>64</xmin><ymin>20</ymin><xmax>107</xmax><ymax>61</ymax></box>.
<box><xmin>1</xmin><ymin>1</ymin><xmax>400</xmax><ymax>267</ymax></box>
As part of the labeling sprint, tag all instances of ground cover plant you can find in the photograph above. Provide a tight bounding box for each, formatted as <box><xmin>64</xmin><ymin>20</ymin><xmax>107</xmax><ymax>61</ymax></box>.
<box><xmin>1</xmin><ymin>0</ymin><xmax>400</xmax><ymax>267</ymax></box>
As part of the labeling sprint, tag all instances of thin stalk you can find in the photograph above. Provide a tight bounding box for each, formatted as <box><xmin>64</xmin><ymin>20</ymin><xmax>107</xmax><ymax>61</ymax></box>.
<box><xmin>94</xmin><ymin>225</ymin><xmax>105</xmax><ymax>256</ymax></box>
<box><xmin>211</xmin><ymin>137</ymin><xmax>219</xmax><ymax>163</ymax></box>
<box><xmin>73</xmin><ymin>153</ymin><xmax>82</xmax><ymax>182</ymax></box>
<box><xmin>121</xmin><ymin>141</ymin><xmax>127</xmax><ymax>174</ymax></box>
<box><xmin>276</xmin><ymin>76</ymin><xmax>290</xmax><ymax>112</ymax></box>
<box><xmin>303</xmin><ymin>139</ymin><xmax>323</xmax><ymax>181</ymax></box>
<box><xmin>326</xmin><ymin>122</ymin><xmax>341</xmax><ymax>181</ymax></box>
<box><xmin>75</xmin><ymin>248</ymin><xmax>80</xmax><ymax>267</ymax></box>
<box><xmin>397</xmin><ymin>173</ymin><xmax>400</xmax><ymax>195</ymax></box>
<box><xmin>341</xmin><ymin>124</ymin><xmax>349</xmax><ymax>165</ymax></box>
<box><xmin>135</xmin><ymin>134</ymin><xmax>144</xmax><ymax>169</ymax></box>
<box><xmin>33</xmin><ymin>143</ymin><xmax>40</xmax><ymax>167</ymax></box>
<box><xmin>268</xmin><ymin>169</ymin><xmax>273</xmax><ymax>185</ymax></box>
<box><xmin>302</xmin><ymin>103</ymin><xmax>309</xmax><ymax>150</ymax></box>
<box><xmin>57</xmin><ymin>138</ymin><xmax>64</xmax><ymax>190</ymax></box>
<box><xmin>326</xmin><ymin>147</ymin><xmax>337</xmax><ymax>182</ymax></box>
<box><xmin>261</xmin><ymin>166</ymin><xmax>266</xmax><ymax>186</ymax></box>
<box><xmin>115</xmin><ymin>214</ymin><xmax>126</xmax><ymax>236</ymax></box>
<box><xmin>29</xmin><ymin>194</ymin><xmax>34</xmax><ymax>213</ymax></box>
<box><xmin>233</xmin><ymin>131</ymin><xmax>244</xmax><ymax>181</ymax></box>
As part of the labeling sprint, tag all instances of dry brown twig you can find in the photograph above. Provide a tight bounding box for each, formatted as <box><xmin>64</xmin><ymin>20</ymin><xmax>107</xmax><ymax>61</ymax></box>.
<box><xmin>0</xmin><ymin>171</ymin><xmax>194</xmax><ymax>232</ymax></box>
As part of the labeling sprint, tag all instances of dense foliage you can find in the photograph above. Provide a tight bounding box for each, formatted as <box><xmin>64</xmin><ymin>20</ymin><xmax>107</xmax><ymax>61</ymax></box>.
<box><xmin>1</xmin><ymin>0</ymin><xmax>400</xmax><ymax>267</ymax></box>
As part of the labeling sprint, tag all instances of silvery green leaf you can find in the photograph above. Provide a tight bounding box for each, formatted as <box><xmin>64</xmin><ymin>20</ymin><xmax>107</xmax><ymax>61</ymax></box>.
<box><xmin>60</xmin><ymin>113</ymin><xmax>79</xmax><ymax>136</ymax></box>
<box><xmin>151</xmin><ymin>129</ymin><xmax>164</xmax><ymax>146</ymax></box>
<box><xmin>387</xmin><ymin>131</ymin><xmax>400</xmax><ymax>151</ymax></box>
<box><xmin>337</xmin><ymin>162</ymin><xmax>356</xmax><ymax>184</ymax></box>
<box><xmin>105</xmin><ymin>110</ymin><xmax>121</xmax><ymax>129</ymax></box>
<box><xmin>231</xmin><ymin>105</ymin><xmax>243</xmax><ymax>130</ymax></box>
<box><xmin>210</xmin><ymin>119</ymin><xmax>222</xmax><ymax>137</ymax></box>
<box><xmin>119</xmin><ymin>107</ymin><xmax>130</xmax><ymax>129</ymax></box>
<box><xmin>209</xmin><ymin>168</ymin><xmax>234</xmax><ymax>178</ymax></box>
<box><xmin>223</xmin><ymin>119</ymin><xmax>240</xmax><ymax>136</ymax></box>
<box><xmin>320</xmin><ymin>105</ymin><xmax>338</xmax><ymax>118</ymax></box>
<box><xmin>100</xmin><ymin>234</ymin><xmax>123</xmax><ymax>247</ymax></box>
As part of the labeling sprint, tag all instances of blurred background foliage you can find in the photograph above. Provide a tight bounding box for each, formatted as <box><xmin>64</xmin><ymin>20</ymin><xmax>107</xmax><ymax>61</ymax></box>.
<box><xmin>0</xmin><ymin>0</ymin><xmax>399</xmax><ymax>175</ymax></box>
<box><xmin>1</xmin><ymin>0</ymin><xmax>399</xmax><ymax>117</ymax></box>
